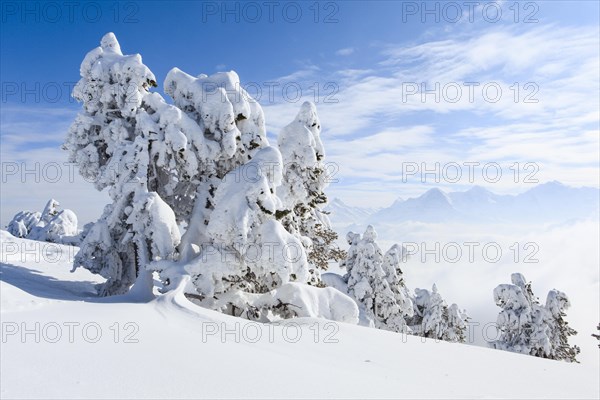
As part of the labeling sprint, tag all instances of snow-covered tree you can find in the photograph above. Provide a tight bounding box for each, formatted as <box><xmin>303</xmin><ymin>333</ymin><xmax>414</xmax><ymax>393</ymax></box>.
<box><xmin>7</xmin><ymin>211</ymin><xmax>41</xmax><ymax>239</ymax></box>
<box><xmin>65</xmin><ymin>33</ymin><xmax>356</xmax><ymax>322</ymax></box>
<box><xmin>593</xmin><ymin>324</ymin><xmax>600</xmax><ymax>348</ymax></box>
<box><xmin>420</xmin><ymin>285</ymin><xmax>448</xmax><ymax>339</ymax></box>
<box><xmin>407</xmin><ymin>284</ymin><xmax>469</xmax><ymax>343</ymax></box>
<box><xmin>491</xmin><ymin>273</ymin><xmax>579</xmax><ymax>362</ymax></box>
<box><xmin>163</xmin><ymin>67</ymin><xmax>270</xmax><ymax>263</ymax></box>
<box><xmin>381</xmin><ymin>244</ymin><xmax>413</xmax><ymax>323</ymax></box>
<box><xmin>340</xmin><ymin>231</ymin><xmax>361</xmax><ymax>272</ymax></box>
<box><xmin>544</xmin><ymin>289</ymin><xmax>580</xmax><ymax>362</ymax></box>
<box><xmin>342</xmin><ymin>226</ymin><xmax>410</xmax><ymax>332</ymax></box>
<box><xmin>65</xmin><ymin>33</ymin><xmax>196</xmax><ymax>295</ymax></box>
<box><xmin>73</xmin><ymin>168</ymin><xmax>181</xmax><ymax>296</ymax></box>
<box><xmin>446</xmin><ymin>303</ymin><xmax>470</xmax><ymax>343</ymax></box>
<box><xmin>491</xmin><ymin>273</ymin><xmax>535</xmax><ymax>354</ymax></box>
<box><xmin>7</xmin><ymin>199</ymin><xmax>79</xmax><ymax>244</ymax></box>
<box><xmin>278</xmin><ymin>101</ymin><xmax>344</xmax><ymax>278</ymax></box>
<box><xmin>64</xmin><ymin>33</ymin><xmax>157</xmax><ymax>191</ymax></box>
<box><xmin>163</xmin><ymin>147</ymin><xmax>313</xmax><ymax>318</ymax></box>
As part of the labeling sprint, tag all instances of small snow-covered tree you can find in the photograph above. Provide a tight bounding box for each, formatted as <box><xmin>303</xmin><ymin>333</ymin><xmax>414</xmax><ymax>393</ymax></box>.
<box><xmin>343</xmin><ymin>226</ymin><xmax>409</xmax><ymax>332</ymax></box>
<box><xmin>381</xmin><ymin>244</ymin><xmax>413</xmax><ymax>325</ymax></box>
<box><xmin>491</xmin><ymin>273</ymin><xmax>535</xmax><ymax>354</ymax></box>
<box><xmin>592</xmin><ymin>324</ymin><xmax>600</xmax><ymax>348</ymax></box>
<box><xmin>407</xmin><ymin>284</ymin><xmax>468</xmax><ymax>343</ymax></box>
<box><xmin>492</xmin><ymin>273</ymin><xmax>579</xmax><ymax>361</ymax></box>
<box><xmin>446</xmin><ymin>303</ymin><xmax>470</xmax><ymax>343</ymax></box>
<box><xmin>7</xmin><ymin>199</ymin><xmax>78</xmax><ymax>244</ymax></box>
<box><xmin>544</xmin><ymin>289</ymin><xmax>580</xmax><ymax>362</ymax></box>
<box><xmin>340</xmin><ymin>231</ymin><xmax>361</xmax><ymax>273</ymax></box>
<box><xmin>278</xmin><ymin>101</ymin><xmax>344</xmax><ymax>279</ymax></box>
<box><xmin>7</xmin><ymin>211</ymin><xmax>41</xmax><ymax>238</ymax></box>
<box><xmin>421</xmin><ymin>285</ymin><xmax>449</xmax><ymax>339</ymax></box>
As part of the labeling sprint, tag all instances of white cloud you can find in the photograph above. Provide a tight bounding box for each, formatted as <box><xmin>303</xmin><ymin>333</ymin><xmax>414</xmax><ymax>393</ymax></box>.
<box><xmin>335</xmin><ymin>47</ymin><xmax>355</xmax><ymax>56</ymax></box>
<box><xmin>262</xmin><ymin>24</ymin><xmax>600</xmax><ymax>206</ymax></box>
<box><xmin>0</xmin><ymin>107</ymin><xmax>109</xmax><ymax>226</ymax></box>
<box><xmin>3</xmin><ymin>23</ymin><xmax>599</xmax><ymax>221</ymax></box>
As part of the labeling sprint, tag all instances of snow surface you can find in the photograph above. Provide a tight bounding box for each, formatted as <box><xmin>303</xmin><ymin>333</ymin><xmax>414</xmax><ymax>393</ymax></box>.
<box><xmin>1</xmin><ymin>231</ymin><xmax>598</xmax><ymax>399</ymax></box>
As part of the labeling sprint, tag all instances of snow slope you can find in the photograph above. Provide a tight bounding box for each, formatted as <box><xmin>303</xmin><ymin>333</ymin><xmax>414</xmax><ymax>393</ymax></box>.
<box><xmin>1</xmin><ymin>231</ymin><xmax>598</xmax><ymax>399</ymax></box>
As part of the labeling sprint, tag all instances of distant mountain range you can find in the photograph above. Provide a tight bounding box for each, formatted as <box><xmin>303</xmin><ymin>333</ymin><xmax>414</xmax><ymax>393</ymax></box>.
<box><xmin>325</xmin><ymin>198</ymin><xmax>381</xmax><ymax>227</ymax></box>
<box><xmin>325</xmin><ymin>182</ymin><xmax>600</xmax><ymax>227</ymax></box>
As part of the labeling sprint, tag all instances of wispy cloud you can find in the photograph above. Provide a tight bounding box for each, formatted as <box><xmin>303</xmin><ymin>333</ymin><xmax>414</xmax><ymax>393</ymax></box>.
<box><xmin>335</xmin><ymin>47</ymin><xmax>355</xmax><ymax>56</ymax></box>
<box><xmin>2</xmin><ymin>23</ymin><xmax>598</xmax><ymax>218</ymax></box>
<box><xmin>262</xmin><ymin>24</ymin><xmax>600</xmax><ymax>206</ymax></box>
<box><xmin>1</xmin><ymin>106</ymin><xmax>110</xmax><ymax>226</ymax></box>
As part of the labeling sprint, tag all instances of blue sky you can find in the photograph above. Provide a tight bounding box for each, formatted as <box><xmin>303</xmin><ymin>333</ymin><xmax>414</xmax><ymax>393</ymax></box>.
<box><xmin>1</xmin><ymin>1</ymin><xmax>599</xmax><ymax>224</ymax></box>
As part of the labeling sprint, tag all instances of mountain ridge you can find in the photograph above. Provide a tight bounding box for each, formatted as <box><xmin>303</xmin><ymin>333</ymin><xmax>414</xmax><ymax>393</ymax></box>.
<box><xmin>325</xmin><ymin>182</ymin><xmax>600</xmax><ymax>226</ymax></box>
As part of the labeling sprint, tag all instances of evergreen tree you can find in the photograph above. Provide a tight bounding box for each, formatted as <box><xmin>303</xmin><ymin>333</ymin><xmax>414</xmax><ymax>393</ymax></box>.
<box><xmin>492</xmin><ymin>273</ymin><xmax>536</xmax><ymax>354</ymax></box>
<box><xmin>381</xmin><ymin>244</ymin><xmax>413</xmax><ymax>324</ymax></box>
<box><xmin>65</xmin><ymin>33</ymin><xmax>354</xmax><ymax>322</ymax></box>
<box><xmin>544</xmin><ymin>290</ymin><xmax>580</xmax><ymax>362</ymax></box>
<box><xmin>343</xmin><ymin>226</ymin><xmax>410</xmax><ymax>332</ymax></box>
<box><xmin>277</xmin><ymin>101</ymin><xmax>345</xmax><ymax>280</ymax></box>
<box><xmin>446</xmin><ymin>303</ymin><xmax>470</xmax><ymax>343</ymax></box>
<box><xmin>65</xmin><ymin>33</ymin><xmax>195</xmax><ymax>295</ymax></box>
<box><xmin>407</xmin><ymin>284</ymin><xmax>469</xmax><ymax>343</ymax></box>
<box><xmin>163</xmin><ymin>67</ymin><xmax>269</xmax><ymax>263</ymax></box>
<box><xmin>492</xmin><ymin>273</ymin><xmax>579</xmax><ymax>362</ymax></box>
<box><xmin>169</xmin><ymin>147</ymin><xmax>312</xmax><ymax>317</ymax></box>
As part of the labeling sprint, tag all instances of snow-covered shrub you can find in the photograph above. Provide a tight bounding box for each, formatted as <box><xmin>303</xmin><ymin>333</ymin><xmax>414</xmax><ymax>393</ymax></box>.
<box><xmin>407</xmin><ymin>284</ymin><xmax>469</xmax><ymax>342</ymax></box>
<box><xmin>491</xmin><ymin>273</ymin><xmax>579</xmax><ymax>362</ymax></box>
<box><xmin>6</xmin><ymin>199</ymin><xmax>79</xmax><ymax>244</ymax></box>
<box><xmin>277</xmin><ymin>101</ymin><xmax>344</xmax><ymax>279</ymax></box>
<box><xmin>7</xmin><ymin>211</ymin><xmax>41</xmax><ymax>239</ymax></box>
<box><xmin>341</xmin><ymin>225</ymin><xmax>412</xmax><ymax>332</ymax></box>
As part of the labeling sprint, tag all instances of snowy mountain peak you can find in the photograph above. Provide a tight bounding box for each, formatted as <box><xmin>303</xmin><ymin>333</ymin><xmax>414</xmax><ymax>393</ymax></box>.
<box><xmin>416</xmin><ymin>188</ymin><xmax>452</xmax><ymax>206</ymax></box>
<box><xmin>391</xmin><ymin>197</ymin><xmax>405</xmax><ymax>207</ymax></box>
<box><xmin>330</xmin><ymin>197</ymin><xmax>347</xmax><ymax>206</ymax></box>
<box><xmin>466</xmin><ymin>185</ymin><xmax>491</xmax><ymax>195</ymax></box>
<box><xmin>449</xmin><ymin>185</ymin><xmax>498</xmax><ymax>205</ymax></box>
<box><xmin>332</xmin><ymin>183</ymin><xmax>600</xmax><ymax>228</ymax></box>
